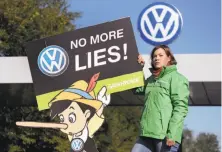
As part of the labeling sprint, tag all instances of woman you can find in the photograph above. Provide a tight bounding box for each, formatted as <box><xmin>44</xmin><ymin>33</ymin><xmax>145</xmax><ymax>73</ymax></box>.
<box><xmin>131</xmin><ymin>45</ymin><xmax>189</xmax><ymax>152</ymax></box>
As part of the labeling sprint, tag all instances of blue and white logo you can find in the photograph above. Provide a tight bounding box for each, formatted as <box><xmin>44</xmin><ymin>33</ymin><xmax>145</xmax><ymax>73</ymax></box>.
<box><xmin>71</xmin><ymin>138</ymin><xmax>84</xmax><ymax>152</ymax></box>
<box><xmin>138</xmin><ymin>2</ymin><xmax>183</xmax><ymax>45</ymax></box>
<box><xmin>37</xmin><ymin>45</ymin><xmax>69</xmax><ymax>77</ymax></box>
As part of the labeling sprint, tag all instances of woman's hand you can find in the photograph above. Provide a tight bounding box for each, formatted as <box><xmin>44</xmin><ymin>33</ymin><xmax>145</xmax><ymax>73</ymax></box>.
<box><xmin>138</xmin><ymin>54</ymin><xmax>145</xmax><ymax>66</ymax></box>
<box><xmin>166</xmin><ymin>138</ymin><xmax>175</xmax><ymax>146</ymax></box>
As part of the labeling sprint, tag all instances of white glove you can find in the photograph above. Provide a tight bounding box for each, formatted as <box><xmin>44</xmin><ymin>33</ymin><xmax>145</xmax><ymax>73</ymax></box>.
<box><xmin>97</xmin><ymin>86</ymin><xmax>111</xmax><ymax>106</ymax></box>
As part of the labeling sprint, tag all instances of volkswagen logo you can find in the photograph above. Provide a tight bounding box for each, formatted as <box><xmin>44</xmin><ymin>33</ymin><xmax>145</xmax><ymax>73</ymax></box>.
<box><xmin>71</xmin><ymin>138</ymin><xmax>84</xmax><ymax>152</ymax></box>
<box><xmin>37</xmin><ymin>45</ymin><xmax>69</xmax><ymax>77</ymax></box>
<box><xmin>138</xmin><ymin>2</ymin><xmax>183</xmax><ymax>45</ymax></box>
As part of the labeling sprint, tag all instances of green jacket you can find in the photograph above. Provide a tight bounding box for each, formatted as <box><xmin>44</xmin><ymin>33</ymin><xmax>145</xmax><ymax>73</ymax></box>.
<box><xmin>135</xmin><ymin>65</ymin><xmax>189</xmax><ymax>143</ymax></box>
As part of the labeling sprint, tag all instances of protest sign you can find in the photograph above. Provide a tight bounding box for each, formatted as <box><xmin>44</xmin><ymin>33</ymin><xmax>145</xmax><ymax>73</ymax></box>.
<box><xmin>25</xmin><ymin>17</ymin><xmax>144</xmax><ymax>111</ymax></box>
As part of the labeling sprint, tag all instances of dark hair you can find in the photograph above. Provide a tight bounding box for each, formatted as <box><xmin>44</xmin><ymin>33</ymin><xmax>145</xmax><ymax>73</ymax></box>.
<box><xmin>150</xmin><ymin>45</ymin><xmax>177</xmax><ymax>69</ymax></box>
<box><xmin>50</xmin><ymin>100</ymin><xmax>96</xmax><ymax>122</ymax></box>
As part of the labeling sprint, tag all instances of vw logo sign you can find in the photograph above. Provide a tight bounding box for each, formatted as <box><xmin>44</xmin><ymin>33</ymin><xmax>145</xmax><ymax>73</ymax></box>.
<box><xmin>71</xmin><ymin>138</ymin><xmax>84</xmax><ymax>152</ymax></box>
<box><xmin>138</xmin><ymin>2</ymin><xmax>183</xmax><ymax>45</ymax></box>
<box><xmin>37</xmin><ymin>45</ymin><xmax>69</xmax><ymax>77</ymax></box>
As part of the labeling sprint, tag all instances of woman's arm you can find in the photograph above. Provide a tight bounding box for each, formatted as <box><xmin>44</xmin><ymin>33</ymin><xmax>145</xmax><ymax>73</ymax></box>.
<box><xmin>133</xmin><ymin>86</ymin><xmax>146</xmax><ymax>95</ymax></box>
<box><xmin>132</xmin><ymin>76</ymin><xmax>148</xmax><ymax>95</ymax></box>
<box><xmin>166</xmin><ymin>74</ymin><xmax>190</xmax><ymax>142</ymax></box>
<box><xmin>134</xmin><ymin>54</ymin><xmax>146</xmax><ymax>95</ymax></box>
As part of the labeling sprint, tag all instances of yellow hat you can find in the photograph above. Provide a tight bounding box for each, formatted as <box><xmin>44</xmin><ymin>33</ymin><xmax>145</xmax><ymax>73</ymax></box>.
<box><xmin>48</xmin><ymin>80</ymin><xmax>102</xmax><ymax>110</ymax></box>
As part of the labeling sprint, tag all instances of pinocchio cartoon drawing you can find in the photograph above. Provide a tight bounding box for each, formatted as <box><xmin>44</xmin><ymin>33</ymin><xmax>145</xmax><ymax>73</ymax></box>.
<box><xmin>16</xmin><ymin>73</ymin><xmax>110</xmax><ymax>152</ymax></box>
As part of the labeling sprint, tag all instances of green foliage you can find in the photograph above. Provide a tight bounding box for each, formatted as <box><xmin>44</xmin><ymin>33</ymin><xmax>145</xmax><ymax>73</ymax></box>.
<box><xmin>94</xmin><ymin>107</ymin><xmax>142</xmax><ymax>152</ymax></box>
<box><xmin>182</xmin><ymin>128</ymin><xmax>220</xmax><ymax>152</ymax></box>
<box><xmin>8</xmin><ymin>145</ymin><xmax>23</xmax><ymax>152</ymax></box>
<box><xmin>0</xmin><ymin>106</ymin><xmax>71</xmax><ymax>151</ymax></box>
<box><xmin>0</xmin><ymin>0</ymin><xmax>81</xmax><ymax>56</ymax></box>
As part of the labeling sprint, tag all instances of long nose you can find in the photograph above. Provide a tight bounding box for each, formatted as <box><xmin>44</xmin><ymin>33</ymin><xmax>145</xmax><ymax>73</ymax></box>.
<box><xmin>16</xmin><ymin>121</ymin><xmax>68</xmax><ymax>129</ymax></box>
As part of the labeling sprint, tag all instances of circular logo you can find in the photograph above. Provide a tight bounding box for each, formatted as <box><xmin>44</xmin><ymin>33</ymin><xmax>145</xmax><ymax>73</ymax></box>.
<box><xmin>138</xmin><ymin>2</ymin><xmax>183</xmax><ymax>45</ymax></box>
<box><xmin>71</xmin><ymin>138</ymin><xmax>84</xmax><ymax>152</ymax></box>
<box><xmin>37</xmin><ymin>45</ymin><xmax>69</xmax><ymax>77</ymax></box>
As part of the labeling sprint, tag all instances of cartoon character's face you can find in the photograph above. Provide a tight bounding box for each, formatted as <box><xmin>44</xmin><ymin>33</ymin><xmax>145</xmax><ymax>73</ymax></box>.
<box><xmin>58</xmin><ymin>102</ymin><xmax>91</xmax><ymax>135</ymax></box>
